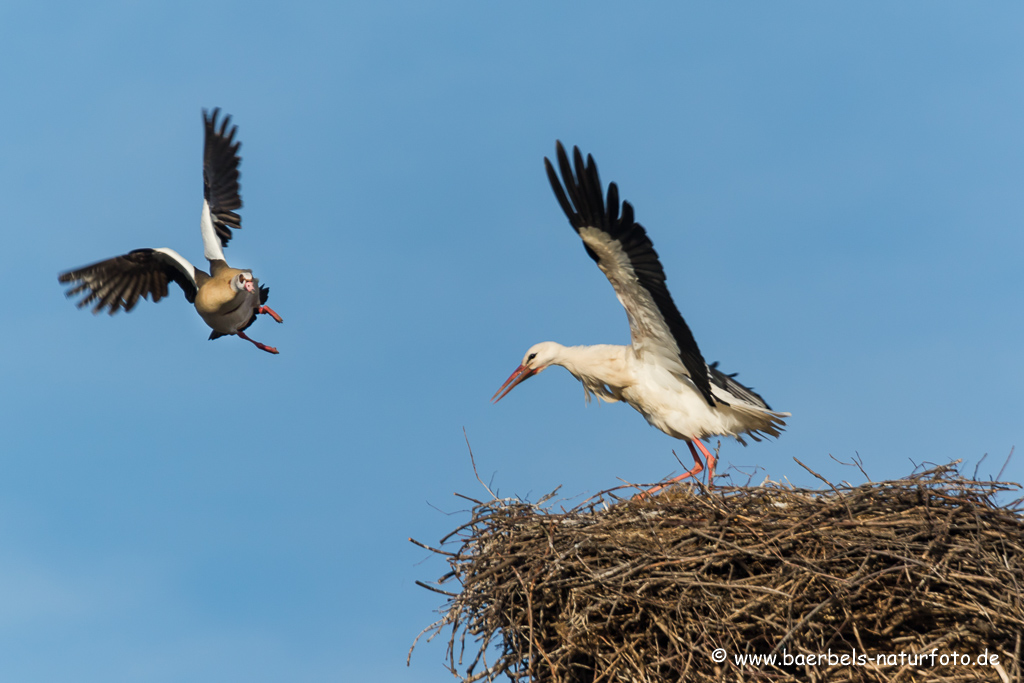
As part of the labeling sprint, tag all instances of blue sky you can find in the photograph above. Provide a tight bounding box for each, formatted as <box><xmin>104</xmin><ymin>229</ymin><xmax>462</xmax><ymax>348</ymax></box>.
<box><xmin>1</xmin><ymin>2</ymin><xmax>1022</xmax><ymax>681</ymax></box>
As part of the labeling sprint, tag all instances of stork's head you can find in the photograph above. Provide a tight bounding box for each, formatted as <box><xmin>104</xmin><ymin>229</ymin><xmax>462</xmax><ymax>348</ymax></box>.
<box><xmin>232</xmin><ymin>271</ymin><xmax>256</xmax><ymax>294</ymax></box>
<box><xmin>491</xmin><ymin>342</ymin><xmax>562</xmax><ymax>403</ymax></box>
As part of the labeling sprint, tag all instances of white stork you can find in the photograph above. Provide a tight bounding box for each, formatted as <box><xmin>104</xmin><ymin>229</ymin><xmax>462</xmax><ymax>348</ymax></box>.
<box><xmin>59</xmin><ymin>108</ymin><xmax>283</xmax><ymax>354</ymax></box>
<box><xmin>493</xmin><ymin>142</ymin><xmax>789</xmax><ymax>492</ymax></box>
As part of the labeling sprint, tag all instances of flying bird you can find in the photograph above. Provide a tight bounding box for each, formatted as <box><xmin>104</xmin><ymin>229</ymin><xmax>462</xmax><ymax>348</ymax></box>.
<box><xmin>492</xmin><ymin>142</ymin><xmax>789</xmax><ymax>491</ymax></box>
<box><xmin>58</xmin><ymin>108</ymin><xmax>283</xmax><ymax>354</ymax></box>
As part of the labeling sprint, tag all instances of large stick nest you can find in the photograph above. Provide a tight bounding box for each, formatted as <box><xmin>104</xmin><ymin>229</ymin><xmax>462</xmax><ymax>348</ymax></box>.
<box><xmin>411</xmin><ymin>462</ymin><xmax>1023</xmax><ymax>682</ymax></box>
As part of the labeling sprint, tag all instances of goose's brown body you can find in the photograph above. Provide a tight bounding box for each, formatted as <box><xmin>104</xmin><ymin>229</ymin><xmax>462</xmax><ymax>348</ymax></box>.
<box><xmin>195</xmin><ymin>261</ymin><xmax>263</xmax><ymax>334</ymax></box>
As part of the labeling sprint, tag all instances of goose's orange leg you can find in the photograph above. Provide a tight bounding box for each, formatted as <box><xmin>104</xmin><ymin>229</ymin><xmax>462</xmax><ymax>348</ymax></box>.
<box><xmin>258</xmin><ymin>305</ymin><xmax>283</xmax><ymax>323</ymax></box>
<box><xmin>237</xmin><ymin>330</ymin><xmax>279</xmax><ymax>355</ymax></box>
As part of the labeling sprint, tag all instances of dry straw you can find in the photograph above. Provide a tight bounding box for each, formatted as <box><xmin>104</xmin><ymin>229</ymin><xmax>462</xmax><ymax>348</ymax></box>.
<box><xmin>410</xmin><ymin>459</ymin><xmax>1022</xmax><ymax>682</ymax></box>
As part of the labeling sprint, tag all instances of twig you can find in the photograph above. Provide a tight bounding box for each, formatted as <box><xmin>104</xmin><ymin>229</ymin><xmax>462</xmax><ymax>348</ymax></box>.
<box><xmin>465</xmin><ymin>427</ymin><xmax>498</xmax><ymax>501</ymax></box>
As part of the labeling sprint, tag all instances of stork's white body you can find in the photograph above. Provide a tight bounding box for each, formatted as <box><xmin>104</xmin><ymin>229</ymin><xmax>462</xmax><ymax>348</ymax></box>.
<box><xmin>512</xmin><ymin>341</ymin><xmax>786</xmax><ymax>446</ymax></box>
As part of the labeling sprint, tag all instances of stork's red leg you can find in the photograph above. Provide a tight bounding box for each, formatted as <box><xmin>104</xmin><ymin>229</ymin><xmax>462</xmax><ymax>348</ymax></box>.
<box><xmin>636</xmin><ymin>441</ymin><xmax>705</xmax><ymax>499</ymax></box>
<box><xmin>258</xmin><ymin>305</ymin><xmax>283</xmax><ymax>323</ymax></box>
<box><xmin>237</xmin><ymin>330</ymin><xmax>279</xmax><ymax>355</ymax></box>
<box><xmin>693</xmin><ymin>438</ymin><xmax>716</xmax><ymax>486</ymax></box>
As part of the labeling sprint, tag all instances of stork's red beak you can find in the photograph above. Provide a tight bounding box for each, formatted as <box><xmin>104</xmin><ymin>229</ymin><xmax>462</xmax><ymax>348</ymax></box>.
<box><xmin>491</xmin><ymin>364</ymin><xmax>539</xmax><ymax>403</ymax></box>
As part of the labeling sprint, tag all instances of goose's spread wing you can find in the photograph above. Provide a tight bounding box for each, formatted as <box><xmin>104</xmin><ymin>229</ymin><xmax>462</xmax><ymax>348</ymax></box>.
<box><xmin>58</xmin><ymin>248</ymin><xmax>198</xmax><ymax>315</ymax></box>
<box><xmin>545</xmin><ymin>141</ymin><xmax>716</xmax><ymax>406</ymax></box>
<box><xmin>201</xmin><ymin>108</ymin><xmax>242</xmax><ymax>258</ymax></box>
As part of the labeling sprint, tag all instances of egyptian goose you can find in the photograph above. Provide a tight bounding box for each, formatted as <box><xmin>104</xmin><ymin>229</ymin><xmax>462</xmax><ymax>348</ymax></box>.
<box><xmin>59</xmin><ymin>108</ymin><xmax>283</xmax><ymax>354</ymax></box>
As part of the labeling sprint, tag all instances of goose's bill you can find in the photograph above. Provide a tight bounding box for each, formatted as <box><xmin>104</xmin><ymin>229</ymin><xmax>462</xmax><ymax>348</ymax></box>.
<box><xmin>491</xmin><ymin>365</ymin><xmax>539</xmax><ymax>403</ymax></box>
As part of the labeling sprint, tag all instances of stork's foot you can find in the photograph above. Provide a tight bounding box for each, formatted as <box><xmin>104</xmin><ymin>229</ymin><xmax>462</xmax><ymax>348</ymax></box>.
<box><xmin>259</xmin><ymin>305</ymin><xmax>283</xmax><ymax>323</ymax></box>
<box><xmin>237</xmin><ymin>330</ymin><xmax>279</xmax><ymax>354</ymax></box>
<box><xmin>635</xmin><ymin>440</ymin><xmax>715</xmax><ymax>499</ymax></box>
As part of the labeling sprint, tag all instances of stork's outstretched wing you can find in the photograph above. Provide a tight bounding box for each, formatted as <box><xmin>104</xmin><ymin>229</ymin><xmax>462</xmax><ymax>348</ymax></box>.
<box><xmin>545</xmin><ymin>141</ymin><xmax>715</xmax><ymax>406</ymax></box>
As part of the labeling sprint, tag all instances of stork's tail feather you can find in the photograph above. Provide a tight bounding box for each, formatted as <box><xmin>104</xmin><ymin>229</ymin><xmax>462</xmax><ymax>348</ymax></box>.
<box><xmin>729</xmin><ymin>405</ymin><xmax>790</xmax><ymax>446</ymax></box>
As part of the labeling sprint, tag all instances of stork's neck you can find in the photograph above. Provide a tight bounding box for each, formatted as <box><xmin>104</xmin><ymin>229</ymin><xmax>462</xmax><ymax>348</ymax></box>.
<box><xmin>547</xmin><ymin>343</ymin><xmax>633</xmax><ymax>399</ymax></box>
